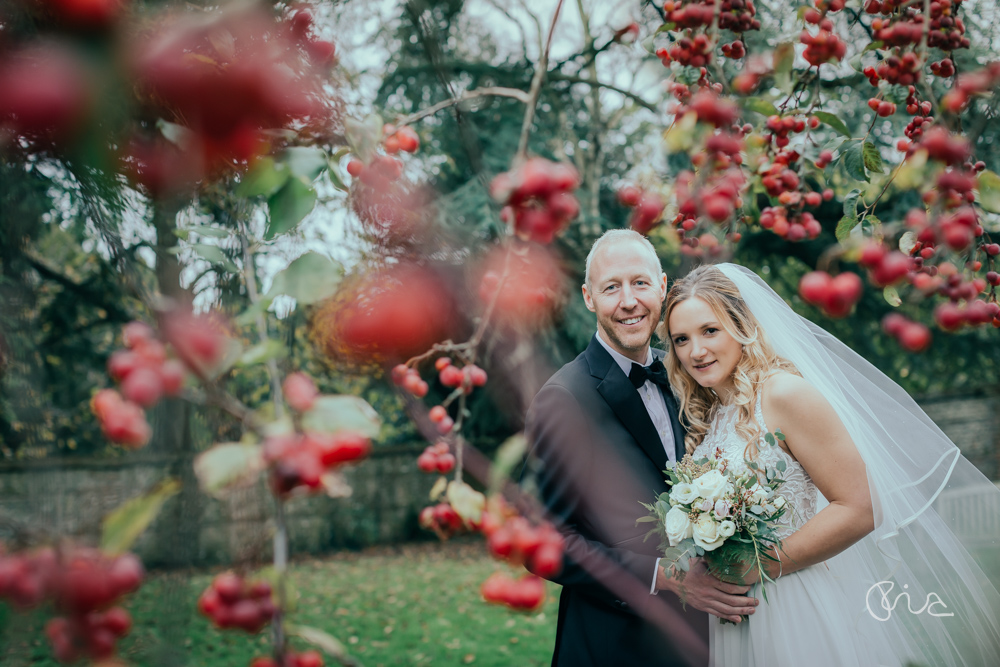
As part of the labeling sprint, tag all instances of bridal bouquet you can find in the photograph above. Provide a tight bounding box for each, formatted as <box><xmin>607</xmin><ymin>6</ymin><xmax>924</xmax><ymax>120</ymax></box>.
<box><xmin>639</xmin><ymin>432</ymin><xmax>790</xmax><ymax>621</ymax></box>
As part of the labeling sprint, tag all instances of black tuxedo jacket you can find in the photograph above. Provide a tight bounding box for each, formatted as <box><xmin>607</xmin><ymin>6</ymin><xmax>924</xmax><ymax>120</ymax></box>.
<box><xmin>524</xmin><ymin>335</ymin><xmax>708</xmax><ymax>667</ymax></box>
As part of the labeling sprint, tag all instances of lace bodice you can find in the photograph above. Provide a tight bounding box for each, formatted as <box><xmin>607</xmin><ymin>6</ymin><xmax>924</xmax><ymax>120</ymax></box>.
<box><xmin>692</xmin><ymin>394</ymin><xmax>817</xmax><ymax>539</ymax></box>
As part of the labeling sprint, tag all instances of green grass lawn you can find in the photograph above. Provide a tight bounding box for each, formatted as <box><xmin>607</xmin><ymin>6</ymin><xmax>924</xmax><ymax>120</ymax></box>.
<box><xmin>0</xmin><ymin>539</ymin><xmax>560</xmax><ymax>667</ymax></box>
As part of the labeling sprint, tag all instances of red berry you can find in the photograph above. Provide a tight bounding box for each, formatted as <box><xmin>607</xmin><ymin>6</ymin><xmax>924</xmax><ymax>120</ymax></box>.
<box><xmin>347</xmin><ymin>159</ymin><xmax>363</xmax><ymax>177</ymax></box>
<box><xmin>283</xmin><ymin>372</ymin><xmax>319</xmax><ymax>413</ymax></box>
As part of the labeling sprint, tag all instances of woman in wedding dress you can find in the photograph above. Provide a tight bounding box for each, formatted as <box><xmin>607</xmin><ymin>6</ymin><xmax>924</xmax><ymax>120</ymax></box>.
<box><xmin>661</xmin><ymin>264</ymin><xmax>1000</xmax><ymax>667</ymax></box>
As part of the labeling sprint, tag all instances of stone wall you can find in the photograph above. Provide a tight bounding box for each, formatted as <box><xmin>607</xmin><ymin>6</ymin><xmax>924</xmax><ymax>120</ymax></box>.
<box><xmin>0</xmin><ymin>444</ymin><xmax>437</xmax><ymax>568</ymax></box>
<box><xmin>1</xmin><ymin>394</ymin><xmax>997</xmax><ymax>568</ymax></box>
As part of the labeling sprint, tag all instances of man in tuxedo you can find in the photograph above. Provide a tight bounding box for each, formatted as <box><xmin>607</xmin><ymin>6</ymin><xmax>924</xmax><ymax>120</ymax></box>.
<box><xmin>524</xmin><ymin>230</ymin><xmax>757</xmax><ymax>666</ymax></box>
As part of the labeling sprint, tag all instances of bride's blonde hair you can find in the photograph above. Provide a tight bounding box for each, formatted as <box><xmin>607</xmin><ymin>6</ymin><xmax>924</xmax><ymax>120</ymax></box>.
<box><xmin>661</xmin><ymin>265</ymin><xmax>799</xmax><ymax>459</ymax></box>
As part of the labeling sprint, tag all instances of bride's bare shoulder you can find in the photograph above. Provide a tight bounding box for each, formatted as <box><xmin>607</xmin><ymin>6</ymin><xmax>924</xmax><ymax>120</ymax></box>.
<box><xmin>762</xmin><ymin>371</ymin><xmax>822</xmax><ymax>410</ymax></box>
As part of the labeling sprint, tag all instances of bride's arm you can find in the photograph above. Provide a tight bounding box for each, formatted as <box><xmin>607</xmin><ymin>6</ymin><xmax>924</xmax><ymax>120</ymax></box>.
<box><xmin>757</xmin><ymin>373</ymin><xmax>875</xmax><ymax>579</ymax></box>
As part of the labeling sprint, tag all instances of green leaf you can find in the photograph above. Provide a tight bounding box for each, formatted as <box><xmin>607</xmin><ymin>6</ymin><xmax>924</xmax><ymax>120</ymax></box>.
<box><xmin>842</xmin><ymin>188</ymin><xmax>862</xmax><ymax>220</ymax></box>
<box><xmin>774</xmin><ymin>429</ymin><xmax>785</xmax><ymax>441</ymax></box>
<box><xmin>238</xmin><ymin>157</ymin><xmax>289</xmax><ymax>198</ymax></box>
<box><xmin>843</xmin><ymin>142</ymin><xmax>868</xmax><ymax>182</ymax></box>
<box><xmin>344</xmin><ymin>114</ymin><xmax>383</xmax><ymax>164</ymax></box>
<box><xmin>236</xmin><ymin>339</ymin><xmax>287</xmax><ymax>367</ymax></box>
<box><xmin>884</xmin><ymin>286</ymin><xmax>901</xmax><ymax>307</ymax></box>
<box><xmin>101</xmin><ymin>479</ymin><xmax>181</xmax><ymax>555</ymax></box>
<box><xmin>266</xmin><ymin>252</ymin><xmax>344</xmax><ymax>305</ymax></box>
<box><xmin>863</xmin><ymin>41</ymin><xmax>885</xmax><ymax>53</ymax></box>
<box><xmin>742</xmin><ymin>98</ymin><xmax>779</xmax><ymax>117</ymax></box>
<box><xmin>266</xmin><ymin>177</ymin><xmax>317</xmax><ymax>239</ymax></box>
<box><xmin>189</xmin><ymin>244</ymin><xmax>239</xmax><ymax>273</ymax></box>
<box><xmin>284</xmin><ymin>146</ymin><xmax>329</xmax><ymax>182</ymax></box>
<box><xmin>287</xmin><ymin>624</ymin><xmax>349</xmax><ymax>660</ymax></box>
<box><xmin>447</xmin><ymin>480</ymin><xmax>485</xmax><ymax>525</ymax></box>
<box><xmin>836</xmin><ymin>216</ymin><xmax>861</xmax><ymax>242</ymax></box>
<box><xmin>812</xmin><ymin>111</ymin><xmax>851</xmax><ymax>138</ymax></box>
<box><xmin>776</xmin><ymin>460</ymin><xmax>787</xmax><ymax>473</ymax></box>
<box><xmin>193</xmin><ymin>442</ymin><xmax>265</xmax><ymax>498</ymax></box>
<box><xmin>977</xmin><ymin>170</ymin><xmax>1000</xmax><ymax>213</ymax></box>
<box><xmin>862</xmin><ymin>141</ymin><xmax>885</xmax><ymax>175</ymax></box>
<box><xmin>489</xmin><ymin>434</ymin><xmax>528</xmax><ymax>493</ymax></box>
<box><xmin>764</xmin><ymin>432</ymin><xmax>776</xmax><ymax>446</ymax></box>
<box><xmin>301</xmin><ymin>395</ymin><xmax>381</xmax><ymax>438</ymax></box>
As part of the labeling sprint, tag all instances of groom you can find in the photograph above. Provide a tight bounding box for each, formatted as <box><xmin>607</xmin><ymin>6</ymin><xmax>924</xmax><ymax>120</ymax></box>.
<box><xmin>524</xmin><ymin>230</ymin><xmax>757</xmax><ymax>666</ymax></box>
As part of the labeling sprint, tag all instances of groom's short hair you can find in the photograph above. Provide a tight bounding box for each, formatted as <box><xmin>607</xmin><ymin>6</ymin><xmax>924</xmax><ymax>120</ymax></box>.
<box><xmin>584</xmin><ymin>229</ymin><xmax>664</xmax><ymax>288</ymax></box>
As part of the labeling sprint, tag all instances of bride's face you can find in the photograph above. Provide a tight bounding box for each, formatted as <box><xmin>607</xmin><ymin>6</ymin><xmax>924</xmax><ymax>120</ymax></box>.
<box><xmin>668</xmin><ymin>296</ymin><xmax>742</xmax><ymax>400</ymax></box>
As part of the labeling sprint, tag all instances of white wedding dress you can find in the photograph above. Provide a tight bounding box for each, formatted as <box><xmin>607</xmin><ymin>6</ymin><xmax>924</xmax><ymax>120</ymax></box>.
<box><xmin>693</xmin><ymin>393</ymin><xmax>900</xmax><ymax>667</ymax></box>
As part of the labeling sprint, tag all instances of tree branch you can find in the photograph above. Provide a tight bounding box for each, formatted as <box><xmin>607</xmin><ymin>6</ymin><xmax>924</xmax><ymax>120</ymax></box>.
<box><xmin>516</xmin><ymin>0</ymin><xmax>568</xmax><ymax>161</ymax></box>
<box><xmin>394</xmin><ymin>87</ymin><xmax>531</xmax><ymax>126</ymax></box>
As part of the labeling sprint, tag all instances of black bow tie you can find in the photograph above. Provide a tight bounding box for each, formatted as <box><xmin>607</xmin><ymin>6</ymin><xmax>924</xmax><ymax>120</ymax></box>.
<box><xmin>629</xmin><ymin>359</ymin><xmax>670</xmax><ymax>389</ymax></box>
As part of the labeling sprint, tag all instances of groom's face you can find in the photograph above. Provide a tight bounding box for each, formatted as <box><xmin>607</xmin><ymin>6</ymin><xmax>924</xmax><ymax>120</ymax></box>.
<box><xmin>582</xmin><ymin>239</ymin><xmax>666</xmax><ymax>363</ymax></box>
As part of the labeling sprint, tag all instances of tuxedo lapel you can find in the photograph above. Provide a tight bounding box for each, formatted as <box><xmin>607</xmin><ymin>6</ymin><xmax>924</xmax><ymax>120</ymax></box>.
<box><xmin>585</xmin><ymin>337</ymin><xmax>667</xmax><ymax>471</ymax></box>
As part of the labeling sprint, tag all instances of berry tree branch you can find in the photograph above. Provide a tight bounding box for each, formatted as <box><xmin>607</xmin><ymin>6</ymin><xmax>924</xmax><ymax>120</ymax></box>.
<box><xmin>516</xmin><ymin>0</ymin><xmax>568</xmax><ymax>162</ymax></box>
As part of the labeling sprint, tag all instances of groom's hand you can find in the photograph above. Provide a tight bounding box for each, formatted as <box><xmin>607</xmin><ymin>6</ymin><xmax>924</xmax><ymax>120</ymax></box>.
<box><xmin>656</xmin><ymin>558</ymin><xmax>758</xmax><ymax>624</ymax></box>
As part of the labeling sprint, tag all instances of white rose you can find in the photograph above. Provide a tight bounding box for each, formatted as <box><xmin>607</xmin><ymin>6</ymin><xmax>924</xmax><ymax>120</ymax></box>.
<box><xmin>749</xmin><ymin>482</ymin><xmax>771</xmax><ymax>504</ymax></box>
<box><xmin>718</xmin><ymin>519</ymin><xmax>736</xmax><ymax>538</ymax></box>
<box><xmin>670</xmin><ymin>482</ymin><xmax>697</xmax><ymax>506</ymax></box>
<box><xmin>664</xmin><ymin>506</ymin><xmax>694</xmax><ymax>546</ymax></box>
<box><xmin>713</xmin><ymin>499</ymin><xmax>731</xmax><ymax>520</ymax></box>
<box><xmin>692</xmin><ymin>515</ymin><xmax>726</xmax><ymax>551</ymax></box>
<box><xmin>692</xmin><ymin>469</ymin><xmax>729</xmax><ymax>503</ymax></box>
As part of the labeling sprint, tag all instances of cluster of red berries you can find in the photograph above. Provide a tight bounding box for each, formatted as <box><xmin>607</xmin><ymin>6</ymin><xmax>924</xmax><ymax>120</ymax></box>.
<box><xmin>858</xmin><ymin>244</ymin><xmax>914</xmax><ymax>287</ymax></box>
<box><xmin>868</xmin><ymin>52</ymin><xmax>923</xmax><ymax>87</ymax></box>
<box><xmin>126</xmin><ymin>8</ymin><xmax>330</xmax><ymax>195</ymax></box>
<box><xmin>617</xmin><ymin>186</ymin><xmax>667</xmax><ymax>235</ymax></box>
<box><xmin>665</xmin><ymin>73</ymin><xmax>720</xmax><ymax>103</ymax></box>
<box><xmin>930</xmin><ymin>58</ymin><xmax>956</xmax><ymax>78</ymax></box>
<box><xmin>436</xmin><ymin>357</ymin><xmax>488</xmax><ymax>396</ymax></box>
<box><xmin>92</xmin><ymin>321</ymin><xmax>187</xmax><ymax>448</ymax></box>
<box><xmin>480</xmin><ymin>572</ymin><xmax>547</xmax><ymax>612</ymax></box>
<box><xmin>867</xmin><ymin>97</ymin><xmax>897</xmax><ymax>118</ymax></box>
<box><xmin>658</xmin><ymin>33</ymin><xmax>714</xmax><ymax>68</ymax></box>
<box><xmin>882</xmin><ymin>314</ymin><xmax>933</xmax><ymax>352</ymax></box>
<box><xmin>1</xmin><ymin>546</ymin><xmax>143</xmax><ymax>663</ymax></box>
<box><xmin>800</xmin><ymin>25</ymin><xmax>846</xmax><ymax>68</ymax></box>
<box><xmin>263</xmin><ymin>430</ymin><xmax>371</xmax><ymax>498</ymax></box>
<box><xmin>250</xmin><ymin>651</ymin><xmax>324</xmax><ymax>667</ymax></box>
<box><xmin>417</xmin><ymin>441</ymin><xmax>456</xmax><ymax>474</ymax></box>
<box><xmin>476</xmin><ymin>244</ymin><xmax>565</xmax><ymax>329</ymax></box>
<box><xmin>685</xmin><ymin>91</ymin><xmax>741</xmax><ymax>129</ymax></box>
<box><xmin>942</xmin><ymin>63</ymin><xmax>1000</xmax><ymax>113</ymax></box>
<box><xmin>662</xmin><ymin>0</ymin><xmax>760</xmax><ymax>33</ymax></box>
<box><xmin>419</xmin><ymin>502</ymin><xmax>469</xmax><ymax>539</ymax></box>
<box><xmin>798</xmin><ymin>271</ymin><xmax>864</xmax><ymax>318</ymax></box>
<box><xmin>764</xmin><ymin>114</ymin><xmax>809</xmax><ymax>149</ymax></box>
<box><xmin>197</xmin><ymin>572</ymin><xmax>276</xmax><ymax>634</ymax></box>
<box><xmin>675</xmin><ymin>168</ymin><xmax>746</xmax><ymax>229</ymax></box>
<box><xmin>760</xmin><ymin>206</ymin><xmax>822</xmax><ymax>241</ymax></box>
<box><xmin>489</xmin><ymin>158</ymin><xmax>581</xmax><ymax>244</ymax></box>
<box><xmin>381</xmin><ymin>124</ymin><xmax>420</xmax><ymax>155</ymax></box>
<box><xmin>391</xmin><ymin>364</ymin><xmax>430</xmax><ymax>398</ymax></box>
<box><xmin>347</xmin><ymin>153</ymin><xmax>403</xmax><ymax>185</ymax></box>
<box><xmin>901</xmin><ymin>111</ymin><xmax>935</xmax><ymax>144</ymax></box>
<box><xmin>720</xmin><ymin>40</ymin><xmax>746</xmax><ymax>59</ymax></box>
<box><xmin>934</xmin><ymin>299</ymin><xmax>998</xmax><ymax>331</ymax></box>
<box><xmin>869</xmin><ymin>0</ymin><xmax>969</xmax><ymax>51</ymax></box>
<box><xmin>482</xmin><ymin>508</ymin><xmax>565</xmax><ymax>579</ymax></box>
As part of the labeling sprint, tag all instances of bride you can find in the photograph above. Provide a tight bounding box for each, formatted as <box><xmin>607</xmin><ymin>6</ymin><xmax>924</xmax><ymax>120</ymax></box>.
<box><xmin>661</xmin><ymin>263</ymin><xmax>1000</xmax><ymax>667</ymax></box>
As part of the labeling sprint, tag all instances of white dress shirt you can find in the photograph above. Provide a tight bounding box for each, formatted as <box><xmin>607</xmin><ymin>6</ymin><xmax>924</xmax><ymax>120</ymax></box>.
<box><xmin>594</xmin><ymin>332</ymin><xmax>676</xmax><ymax>595</ymax></box>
